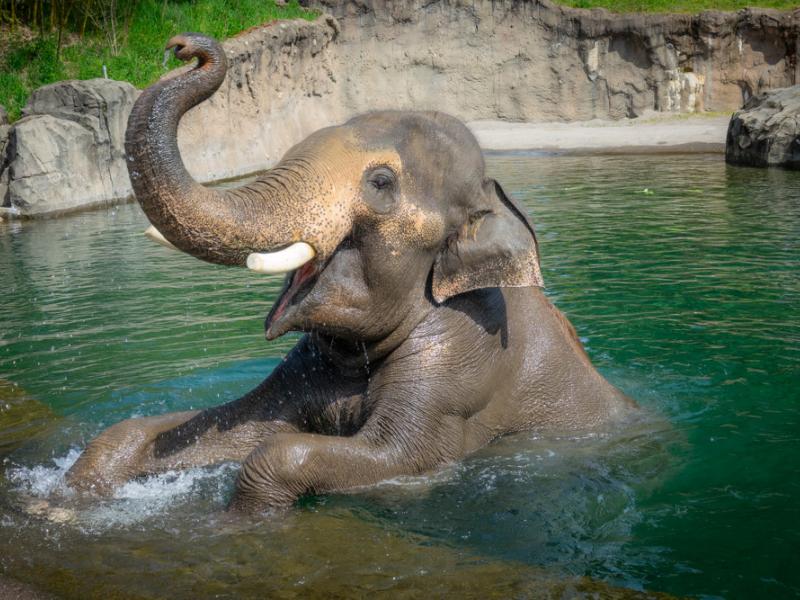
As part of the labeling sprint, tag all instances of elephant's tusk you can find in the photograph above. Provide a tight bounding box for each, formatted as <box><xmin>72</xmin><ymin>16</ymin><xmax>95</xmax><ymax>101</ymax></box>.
<box><xmin>246</xmin><ymin>242</ymin><xmax>316</xmax><ymax>275</ymax></box>
<box><xmin>144</xmin><ymin>225</ymin><xmax>179</xmax><ymax>251</ymax></box>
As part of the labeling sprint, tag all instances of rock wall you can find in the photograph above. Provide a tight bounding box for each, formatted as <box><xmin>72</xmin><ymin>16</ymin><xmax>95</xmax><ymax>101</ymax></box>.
<box><xmin>0</xmin><ymin>108</ymin><xmax>10</xmax><ymax>214</ymax></box>
<box><xmin>1</xmin><ymin>2</ymin><xmax>798</xmax><ymax>216</ymax></box>
<box><xmin>308</xmin><ymin>0</ymin><xmax>799</xmax><ymax>121</ymax></box>
<box><xmin>177</xmin><ymin>15</ymin><xmax>342</xmax><ymax>183</ymax></box>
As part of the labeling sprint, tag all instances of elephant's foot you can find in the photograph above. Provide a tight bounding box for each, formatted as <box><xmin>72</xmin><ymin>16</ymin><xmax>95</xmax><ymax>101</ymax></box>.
<box><xmin>66</xmin><ymin>409</ymin><xmax>301</xmax><ymax>496</ymax></box>
<box><xmin>66</xmin><ymin>411</ymin><xmax>200</xmax><ymax>495</ymax></box>
<box><xmin>226</xmin><ymin>433</ymin><xmax>416</xmax><ymax>513</ymax></box>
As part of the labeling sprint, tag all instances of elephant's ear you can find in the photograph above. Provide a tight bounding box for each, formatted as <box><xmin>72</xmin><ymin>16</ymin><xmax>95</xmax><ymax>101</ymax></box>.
<box><xmin>431</xmin><ymin>179</ymin><xmax>543</xmax><ymax>304</ymax></box>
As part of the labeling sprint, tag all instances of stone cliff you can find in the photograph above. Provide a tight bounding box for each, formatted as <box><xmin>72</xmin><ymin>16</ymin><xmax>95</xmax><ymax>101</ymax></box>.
<box><xmin>311</xmin><ymin>0</ymin><xmax>798</xmax><ymax>121</ymax></box>
<box><xmin>1</xmin><ymin>1</ymin><xmax>798</xmax><ymax>217</ymax></box>
<box><xmin>176</xmin><ymin>15</ymin><xmax>341</xmax><ymax>184</ymax></box>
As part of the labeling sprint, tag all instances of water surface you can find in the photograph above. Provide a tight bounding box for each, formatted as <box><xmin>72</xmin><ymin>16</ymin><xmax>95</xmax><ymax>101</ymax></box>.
<box><xmin>1</xmin><ymin>154</ymin><xmax>798</xmax><ymax>599</ymax></box>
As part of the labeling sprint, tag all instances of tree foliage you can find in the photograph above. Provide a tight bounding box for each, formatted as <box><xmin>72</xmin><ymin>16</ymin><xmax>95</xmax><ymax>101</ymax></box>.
<box><xmin>0</xmin><ymin>1</ymin><xmax>143</xmax><ymax>58</ymax></box>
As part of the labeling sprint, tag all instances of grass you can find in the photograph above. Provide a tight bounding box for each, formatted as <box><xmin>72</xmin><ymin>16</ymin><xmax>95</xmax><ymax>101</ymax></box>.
<box><xmin>559</xmin><ymin>0</ymin><xmax>798</xmax><ymax>12</ymax></box>
<box><xmin>0</xmin><ymin>0</ymin><xmax>316</xmax><ymax>122</ymax></box>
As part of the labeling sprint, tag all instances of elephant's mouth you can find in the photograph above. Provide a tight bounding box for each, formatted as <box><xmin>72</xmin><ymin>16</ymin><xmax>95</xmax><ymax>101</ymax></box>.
<box><xmin>264</xmin><ymin>259</ymin><xmax>321</xmax><ymax>340</ymax></box>
<box><xmin>263</xmin><ymin>237</ymin><xmax>356</xmax><ymax>340</ymax></box>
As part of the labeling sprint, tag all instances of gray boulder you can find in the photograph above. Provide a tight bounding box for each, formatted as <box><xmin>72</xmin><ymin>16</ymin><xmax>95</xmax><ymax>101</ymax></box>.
<box><xmin>726</xmin><ymin>85</ymin><xmax>800</xmax><ymax>170</ymax></box>
<box><xmin>8</xmin><ymin>115</ymin><xmax>108</xmax><ymax>215</ymax></box>
<box><xmin>23</xmin><ymin>79</ymin><xmax>137</xmax><ymax>153</ymax></box>
<box><xmin>0</xmin><ymin>105</ymin><xmax>8</xmax><ymax>125</ymax></box>
<box><xmin>1</xmin><ymin>79</ymin><xmax>139</xmax><ymax>216</ymax></box>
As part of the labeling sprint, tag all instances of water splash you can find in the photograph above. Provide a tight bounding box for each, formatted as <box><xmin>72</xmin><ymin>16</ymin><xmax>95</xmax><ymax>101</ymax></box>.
<box><xmin>6</xmin><ymin>448</ymin><xmax>81</xmax><ymax>498</ymax></box>
<box><xmin>6</xmin><ymin>450</ymin><xmax>238</xmax><ymax>531</ymax></box>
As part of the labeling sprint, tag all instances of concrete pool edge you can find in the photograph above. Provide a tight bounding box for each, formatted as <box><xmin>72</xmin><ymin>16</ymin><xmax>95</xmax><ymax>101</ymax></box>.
<box><xmin>469</xmin><ymin>115</ymin><xmax>730</xmax><ymax>155</ymax></box>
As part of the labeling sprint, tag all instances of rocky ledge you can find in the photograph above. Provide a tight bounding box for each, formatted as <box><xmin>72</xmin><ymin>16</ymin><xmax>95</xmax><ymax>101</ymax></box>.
<box><xmin>726</xmin><ymin>85</ymin><xmax>800</xmax><ymax>169</ymax></box>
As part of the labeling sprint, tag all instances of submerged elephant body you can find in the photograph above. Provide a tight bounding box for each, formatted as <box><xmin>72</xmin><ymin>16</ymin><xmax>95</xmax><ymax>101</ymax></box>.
<box><xmin>66</xmin><ymin>34</ymin><xmax>634</xmax><ymax>511</ymax></box>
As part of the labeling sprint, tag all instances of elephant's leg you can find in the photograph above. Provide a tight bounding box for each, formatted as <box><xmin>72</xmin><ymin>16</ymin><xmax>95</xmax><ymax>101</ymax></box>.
<box><xmin>66</xmin><ymin>336</ymin><xmax>366</xmax><ymax>495</ymax></box>
<box><xmin>225</xmin><ymin>330</ymin><xmax>509</xmax><ymax>512</ymax></box>
<box><xmin>228</xmin><ymin>433</ymin><xmax>410</xmax><ymax>511</ymax></box>
<box><xmin>228</xmin><ymin>409</ymin><xmax>475</xmax><ymax>512</ymax></box>
<box><xmin>66</xmin><ymin>404</ymin><xmax>299</xmax><ymax>495</ymax></box>
<box><xmin>66</xmin><ymin>411</ymin><xmax>207</xmax><ymax>493</ymax></box>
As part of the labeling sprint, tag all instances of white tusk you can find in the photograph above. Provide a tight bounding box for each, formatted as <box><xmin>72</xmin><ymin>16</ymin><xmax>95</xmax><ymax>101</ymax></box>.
<box><xmin>246</xmin><ymin>242</ymin><xmax>316</xmax><ymax>275</ymax></box>
<box><xmin>144</xmin><ymin>225</ymin><xmax>179</xmax><ymax>251</ymax></box>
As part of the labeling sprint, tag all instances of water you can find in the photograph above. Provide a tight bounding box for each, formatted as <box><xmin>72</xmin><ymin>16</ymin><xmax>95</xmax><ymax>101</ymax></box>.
<box><xmin>0</xmin><ymin>154</ymin><xmax>798</xmax><ymax>599</ymax></box>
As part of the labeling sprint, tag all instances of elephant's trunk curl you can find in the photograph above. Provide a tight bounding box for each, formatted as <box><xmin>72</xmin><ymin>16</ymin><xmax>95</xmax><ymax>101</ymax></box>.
<box><xmin>125</xmin><ymin>33</ymin><xmax>319</xmax><ymax>267</ymax></box>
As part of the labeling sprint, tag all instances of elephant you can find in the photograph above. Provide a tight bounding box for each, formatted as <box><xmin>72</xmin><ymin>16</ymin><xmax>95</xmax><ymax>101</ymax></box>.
<box><xmin>66</xmin><ymin>33</ymin><xmax>636</xmax><ymax>512</ymax></box>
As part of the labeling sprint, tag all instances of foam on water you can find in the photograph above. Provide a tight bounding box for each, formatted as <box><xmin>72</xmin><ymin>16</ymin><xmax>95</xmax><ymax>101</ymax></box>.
<box><xmin>86</xmin><ymin>462</ymin><xmax>238</xmax><ymax>528</ymax></box>
<box><xmin>6</xmin><ymin>450</ymin><xmax>238</xmax><ymax>530</ymax></box>
<box><xmin>6</xmin><ymin>448</ymin><xmax>81</xmax><ymax>498</ymax></box>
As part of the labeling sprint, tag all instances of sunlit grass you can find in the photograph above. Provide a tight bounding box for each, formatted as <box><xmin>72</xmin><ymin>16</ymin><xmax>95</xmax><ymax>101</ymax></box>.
<box><xmin>0</xmin><ymin>0</ymin><xmax>316</xmax><ymax>121</ymax></box>
<box><xmin>559</xmin><ymin>0</ymin><xmax>798</xmax><ymax>12</ymax></box>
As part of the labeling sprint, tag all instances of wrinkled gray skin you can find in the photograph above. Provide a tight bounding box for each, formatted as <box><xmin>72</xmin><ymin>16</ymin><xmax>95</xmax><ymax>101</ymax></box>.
<box><xmin>66</xmin><ymin>34</ymin><xmax>635</xmax><ymax>511</ymax></box>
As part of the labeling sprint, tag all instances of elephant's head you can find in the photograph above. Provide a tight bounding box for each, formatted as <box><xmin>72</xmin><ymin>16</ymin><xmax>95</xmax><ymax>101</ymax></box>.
<box><xmin>126</xmin><ymin>34</ymin><xmax>543</xmax><ymax>346</ymax></box>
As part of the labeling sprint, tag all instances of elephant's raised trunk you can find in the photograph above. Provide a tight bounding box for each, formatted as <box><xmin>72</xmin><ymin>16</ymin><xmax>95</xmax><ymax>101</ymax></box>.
<box><xmin>125</xmin><ymin>33</ymin><xmax>320</xmax><ymax>268</ymax></box>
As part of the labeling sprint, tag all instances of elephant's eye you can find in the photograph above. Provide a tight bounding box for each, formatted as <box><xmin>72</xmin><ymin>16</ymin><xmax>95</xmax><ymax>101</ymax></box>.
<box><xmin>363</xmin><ymin>167</ymin><xmax>397</xmax><ymax>214</ymax></box>
<box><xmin>369</xmin><ymin>169</ymin><xmax>395</xmax><ymax>191</ymax></box>
<box><xmin>372</xmin><ymin>175</ymin><xmax>391</xmax><ymax>190</ymax></box>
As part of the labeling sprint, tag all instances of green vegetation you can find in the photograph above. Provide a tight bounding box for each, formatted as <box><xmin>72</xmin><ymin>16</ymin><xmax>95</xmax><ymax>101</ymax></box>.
<box><xmin>560</xmin><ymin>0</ymin><xmax>798</xmax><ymax>12</ymax></box>
<box><xmin>0</xmin><ymin>0</ymin><xmax>316</xmax><ymax>122</ymax></box>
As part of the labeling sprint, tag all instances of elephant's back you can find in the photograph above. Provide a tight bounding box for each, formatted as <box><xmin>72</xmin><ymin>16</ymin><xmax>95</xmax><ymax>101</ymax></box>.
<box><xmin>498</xmin><ymin>287</ymin><xmax>637</xmax><ymax>431</ymax></box>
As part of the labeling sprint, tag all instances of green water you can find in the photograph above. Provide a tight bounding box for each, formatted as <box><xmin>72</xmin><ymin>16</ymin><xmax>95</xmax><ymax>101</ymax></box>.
<box><xmin>0</xmin><ymin>154</ymin><xmax>798</xmax><ymax>599</ymax></box>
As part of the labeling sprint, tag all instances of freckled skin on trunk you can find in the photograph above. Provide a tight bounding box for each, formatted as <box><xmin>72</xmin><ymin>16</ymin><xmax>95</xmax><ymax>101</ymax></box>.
<box><xmin>67</xmin><ymin>34</ymin><xmax>636</xmax><ymax>512</ymax></box>
<box><xmin>124</xmin><ymin>33</ymin><xmax>350</xmax><ymax>266</ymax></box>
